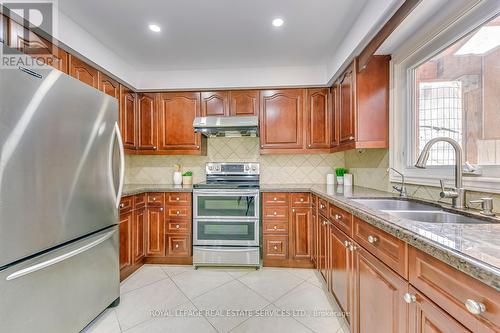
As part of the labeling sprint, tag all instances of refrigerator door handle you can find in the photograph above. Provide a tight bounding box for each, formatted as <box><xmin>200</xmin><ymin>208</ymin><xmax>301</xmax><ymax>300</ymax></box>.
<box><xmin>110</xmin><ymin>121</ymin><xmax>125</xmax><ymax>209</ymax></box>
<box><xmin>6</xmin><ymin>229</ymin><xmax>117</xmax><ymax>281</ymax></box>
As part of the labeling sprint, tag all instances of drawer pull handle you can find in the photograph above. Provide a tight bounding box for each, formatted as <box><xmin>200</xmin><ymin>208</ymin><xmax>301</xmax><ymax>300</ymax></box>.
<box><xmin>367</xmin><ymin>235</ymin><xmax>378</xmax><ymax>244</ymax></box>
<box><xmin>152</xmin><ymin>197</ymin><xmax>156</xmax><ymax>201</ymax></box>
<box><xmin>273</xmin><ymin>211</ymin><xmax>277</xmax><ymax>216</ymax></box>
<box><xmin>300</xmin><ymin>198</ymin><xmax>304</xmax><ymax>202</ymax></box>
<box><xmin>349</xmin><ymin>136</ymin><xmax>354</xmax><ymax>141</ymax></box>
<box><xmin>273</xmin><ymin>197</ymin><xmax>277</xmax><ymax>201</ymax></box>
<box><xmin>176</xmin><ymin>224</ymin><xmax>180</xmax><ymax>229</ymax></box>
<box><xmin>335</xmin><ymin>214</ymin><xmax>342</xmax><ymax>220</ymax></box>
<box><xmin>176</xmin><ymin>197</ymin><xmax>180</xmax><ymax>201</ymax></box>
<box><xmin>120</xmin><ymin>203</ymin><xmax>125</xmax><ymax>208</ymax></box>
<box><xmin>273</xmin><ymin>245</ymin><xmax>278</xmax><ymax>250</ymax></box>
<box><xmin>465</xmin><ymin>299</ymin><xmax>486</xmax><ymax>315</ymax></box>
<box><xmin>160</xmin><ymin>207</ymin><xmax>164</xmax><ymax>212</ymax></box>
<box><xmin>273</xmin><ymin>225</ymin><xmax>277</xmax><ymax>230</ymax></box>
<box><xmin>403</xmin><ymin>293</ymin><xmax>416</xmax><ymax>304</ymax></box>
<box><xmin>176</xmin><ymin>211</ymin><xmax>180</xmax><ymax>215</ymax></box>
<box><xmin>175</xmin><ymin>244</ymin><xmax>179</xmax><ymax>248</ymax></box>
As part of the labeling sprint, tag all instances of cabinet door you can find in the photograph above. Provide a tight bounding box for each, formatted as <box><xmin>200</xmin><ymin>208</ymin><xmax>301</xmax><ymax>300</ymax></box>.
<box><xmin>330</xmin><ymin>84</ymin><xmax>339</xmax><ymax>147</ymax></box>
<box><xmin>137</xmin><ymin>93</ymin><xmax>158</xmax><ymax>151</ymax></box>
<box><xmin>98</xmin><ymin>72</ymin><xmax>119</xmax><ymax>99</ymax></box>
<box><xmin>318</xmin><ymin>215</ymin><xmax>329</xmax><ymax>280</ymax></box>
<box><xmin>146</xmin><ymin>206</ymin><xmax>165</xmax><ymax>257</ymax></box>
<box><xmin>166</xmin><ymin>235</ymin><xmax>191</xmax><ymax>257</ymax></box>
<box><xmin>119</xmin><ymin>211</ymin><xmax>133</xmax><ymax>270</ymax></box>
<box><xmin>311</xmin><ymin>209</ymin><xmax>317</xmax><ymax>265</ymax></box>
<box><xmin>290</xmin><ymin>207</ymin><xmax>311</xmax><ymax>260</ymax></box>
<box><xmin>260</xmin><ymin>89</ymin><xmax>304</xmax><ymax>150</ymax></box>
<box><xmin>229</xmin><ymin>90</ymin><xmax>259</xmax><ymax>116</ymax></box>
<box><xmin>306</xmin><ymin>88</ymin><xmax>330</xmax><ymax>149</ymax></box>
<box><xmin>339</xmin><ymin>64</ymin><xmax>355</xmax><ymax>144</ymax></box>
<box><xmin>329</xmin><ymin>224</ymin><xmax>353</xmax><ymax>321</ymax></box>
<box><xmin>8</xmin><ymin>19</ymin><xmax>68</xmax><ymax>73</ymax></box>
<box><xmin>408</xmin><ymin>287</ymin><xmax>470</xmax><ymax>333</ymax></box>
<box><xmin>158</xmin><ymin>92</ymin><xmax>202</xmax><ymax>151</ymax></box>
<box><xmin>132</xmin><ymin>208</ymin><xmax>146</xmax><ymax>263</ymax></box>
<box><xmin>201</xmin><ymin>91</ymin><xmax>229</xmax><ymax>116</ymax></box>
<box><xmin>353</xmin><ymin>246</ymin><xmax>407</xmax><ymax>333</ymax></box>
<box><xmin>68</xmin><ymin>56</ymin><xmax>99</xmax><ymax>88</ymax></box>
<box><xmin>120</xmin><ymin>86</ymin><xmax>137</xmax><ymax>150</ymax></box>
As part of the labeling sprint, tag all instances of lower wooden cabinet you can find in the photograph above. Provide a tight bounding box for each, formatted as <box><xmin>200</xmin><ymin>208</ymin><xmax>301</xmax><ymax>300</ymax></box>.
<box><xmin>263</xmin><ymin>236</ymin><xmax>288</xmax><ymax>260</ymax></box>
<box><xmin>146</xmin><ymin>206</ymin><xmax>165</xmax><ymax>257</ymax></box>
<box><xmin>352</xmin><ymin>246</ymin><xmax>408</xmax><ymax>333</ymax></box>
<box><xmin>167</xmin><ymin>235</ymin><xmax>191</xmax><ymax>257</ymax></box>
<box><xmin>119</xmin><ymin>210</ymin><xmax>133</xmax><ymax>271</ymax></box>
<box><xmin>290</xmin><ymin>207</ymin><xmax>311</xmax><ymax>260</ymax></box>
<box><xmin>132</xmin><ymin>207</ymin><xmax>146</xmax><ymax>263</ymax></box>
<box><xmin>408</xmin><ymin>287</ymin><xmax>470</xmax><ymax>333</ymax></box>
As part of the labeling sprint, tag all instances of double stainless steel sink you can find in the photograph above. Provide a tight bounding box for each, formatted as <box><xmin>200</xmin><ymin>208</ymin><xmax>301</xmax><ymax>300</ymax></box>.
<box><xmin>352</xmin><ymin>198</ymin><xmax>496</xmax><ymax>224</ymax></box>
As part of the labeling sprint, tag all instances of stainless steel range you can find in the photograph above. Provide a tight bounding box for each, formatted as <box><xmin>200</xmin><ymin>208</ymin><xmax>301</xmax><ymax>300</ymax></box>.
<box><xmin>193</xmin><ymin>162</ymin><xmax>260</xmax><ymax>268</ymax></box>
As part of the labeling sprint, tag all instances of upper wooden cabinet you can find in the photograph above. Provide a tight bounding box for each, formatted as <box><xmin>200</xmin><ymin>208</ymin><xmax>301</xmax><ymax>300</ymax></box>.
<box><xmin>339</xmin><ymin>63</ymin><xmax>355</xmax><ymax>144</ymax></box>
<box><xmin>7</xmin><ymin>19</ymin><xmax>68</xmax><ymax>73</ymax></box>
<box><xmin>201</xmin><ymin>91</ymin><xmax>229</xmax><ymax>116</ymax></box>
<box><xmin>229</xmin><ymin>90</ymin><xmax>259</xmax><ymax>116</ymax></box>
<box><xmin>306</xmin><ymin>88</ymin><xmax>330</xmax><ymax>150</ymax></box>
<box><xmin>119</xmin><ymin>86</ymin><xmax>137</xmax><ymax>151</ymax></box>
<box><xmin>98</xmin><ymin>72</ymin><xmax>119</xmax><ymax>99</ymax></box>
<box><xmin>335</xmin><ymin>56</ymin><xmax>390</xmax><ymax>150</ymax></box>
<box><xmin>69</xmin><ymin>56</ymin><xmax>99</xmax><ymax>89</ymax></box>
<box><xmin>137</xmin><ymin>93</ymin><xmax>158</xmax><ymax>151</ymax></box>
<box><xmin>260</xmin><ymin>89</ymin><xmax>305</xmax><ymax>152</ymax></box>
<box><xmin>157</xmin><ymin>92</ymin><xmax>204</xmax><ymax>154</ymax></box>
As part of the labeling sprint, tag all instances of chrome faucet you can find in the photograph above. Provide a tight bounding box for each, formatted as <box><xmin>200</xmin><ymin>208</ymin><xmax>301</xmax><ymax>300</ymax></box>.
<box><xmin>387</xmin><ymin>167</ymin><xmax>407</xmax><ymax>197</ymax></box>
<box><xmin>415</xmin><ymin>137</ymin><xmax>466</xmax><ymax>209</ymax></box>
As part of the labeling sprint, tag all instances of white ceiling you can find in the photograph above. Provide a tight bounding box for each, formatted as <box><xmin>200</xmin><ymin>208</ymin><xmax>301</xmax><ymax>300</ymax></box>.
<box><xmin>59</xmin><ymin>0</ymin><xmax>369</xmax><ymax>71</ymax></box>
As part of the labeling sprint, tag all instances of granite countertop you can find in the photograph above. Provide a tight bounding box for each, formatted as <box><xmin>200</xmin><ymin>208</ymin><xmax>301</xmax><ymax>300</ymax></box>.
<box><xmin>123</xmin><ymin>184</ymin><xmax>193</xmax><ymax>196</ymax></box>
<box><xmin>262</xmin><ymin>184</ymin><xmax>500</xmax><ymax>291</ymax></box>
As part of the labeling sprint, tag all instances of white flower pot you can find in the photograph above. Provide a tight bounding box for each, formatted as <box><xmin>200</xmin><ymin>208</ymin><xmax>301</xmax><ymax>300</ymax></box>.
<box><xmin>336</xmin><ymin>176</ymin><xmax>344</xmax><ymax>185</ymax></box>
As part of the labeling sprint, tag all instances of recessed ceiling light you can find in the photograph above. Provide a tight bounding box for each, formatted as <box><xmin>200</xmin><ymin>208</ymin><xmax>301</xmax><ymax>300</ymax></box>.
<box><xmin>272</xmin><ymin>18</ymin><xmax>284</xmax><ymax>27</ymax></box>
<box><xmin>148</xmin><ymin>24</ymin><xmax>161</xmax><ymax>33</ymax></box>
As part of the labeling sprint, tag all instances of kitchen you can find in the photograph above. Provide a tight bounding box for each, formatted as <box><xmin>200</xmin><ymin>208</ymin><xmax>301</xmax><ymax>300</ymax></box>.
<box><xmin>1</xmin><ymin>0</ymin><xmax>499</xmax><ymax>332</ymax></box>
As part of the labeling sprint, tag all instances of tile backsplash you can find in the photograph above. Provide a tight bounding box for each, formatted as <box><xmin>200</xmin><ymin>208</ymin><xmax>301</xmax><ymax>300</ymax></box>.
<box><xmin>125</xmin><ymin>137</ymin><xmax>345</xmax><ymax>185</ymax></box>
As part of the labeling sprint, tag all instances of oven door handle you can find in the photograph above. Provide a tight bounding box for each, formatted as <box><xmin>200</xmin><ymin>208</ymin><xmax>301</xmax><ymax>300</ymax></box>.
<box><xmin>194</xmin><ymin>247</ymin><xmax>259</xmax><ymax>252</ymax></box>
<box><xmin>194</xmin><ymin>190</ymin><xmax>259</xmax><ymax>196</ymax></box>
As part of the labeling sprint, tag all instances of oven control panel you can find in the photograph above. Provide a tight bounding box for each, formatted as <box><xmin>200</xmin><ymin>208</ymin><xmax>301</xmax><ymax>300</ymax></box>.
<box><xmin>206</xmin><ymin>162</ymin><xmax>259</xmax><ymax>175</ymax></box>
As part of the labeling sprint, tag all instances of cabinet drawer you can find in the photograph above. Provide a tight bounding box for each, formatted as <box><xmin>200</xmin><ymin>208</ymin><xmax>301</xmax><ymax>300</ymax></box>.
<box><xmin>166</xmin><ymin>220</ymin><xmax>191</xmax><ymax>234</ymax></box>
<box><xmin>166</xmin><ymin>235</ymin><xmax>191</xmax><ymax>257</ymax></box>
<box><xmin>147</xmin><ymin>193</ymin><xmax>164</xmax><ymax>207</ymax></box>
<box><xmin>263</xmin><ymin>220</ymin><xmax>289</xmax><ymax>235</ymax></box>
<box><xmin>290</xmin><ymin>193</ymin><xmax>311</xmax><ymax>207</ymax></box>
<box><xmin>318</xmin><ymin>198</ymin><xmax>328</xmax><ymax>216</ymax></box>
<box><xmin>134</xmin><ymin>193</ymin><xmax>146</xmax><ymax>210</ymax></box>
<box><xmin>119</xmin><ymin>196</ymin><xmax>133</xmax><ymax>214</ymax></box>
<box><xmin>165</xmin><ymin>192</ymin><xmax>191</xmax><ymax>206</ymax></box>
<box><xmin>263</xmin><ymin>236</ymin><xmax>288</xmax><ymax>259</ymax></box>
<box><xmin>409</xmin><ymin>247</ymin><xmax>500</xmax><ymax>332</ymax></box>
<box><xmin>353</xmin><ymin>217</ymin><xmax>407</xmax><ymax>278</ymax></box>
<box><xmin>263</xmin><ymin>207</ymin><xmax>288</xmax><ymax>220</ymax></box>
<box><xmin>165</xmin><ymin>207</ymin><xmax>191</xmax><ymax>219</ymax></box>
<box><xmin>329</xmin><ymin>204</ymin><xmax>353</xmax><ymax>236</ymax></box>
<box><xmin>262</xmin><ymin>192</ymin><xmax>289</xmax><ymax>206</ymax></box>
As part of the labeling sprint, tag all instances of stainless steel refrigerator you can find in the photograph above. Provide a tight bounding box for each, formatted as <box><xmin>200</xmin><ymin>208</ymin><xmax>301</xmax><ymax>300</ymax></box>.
<box><xmin>0</xmin><ymin>51</ymin><xmax>125</xmax><ymax>332</ymax></box>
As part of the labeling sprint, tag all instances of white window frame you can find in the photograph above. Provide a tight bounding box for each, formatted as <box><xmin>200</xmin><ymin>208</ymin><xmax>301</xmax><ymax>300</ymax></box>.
<box><xmin>390</xmin><ymin>0</ymin><xmax>500</xmax><ymax>194</ymax></box>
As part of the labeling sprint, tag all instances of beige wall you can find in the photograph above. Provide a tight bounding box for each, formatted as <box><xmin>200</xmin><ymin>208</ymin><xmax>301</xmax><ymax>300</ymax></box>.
<box><xmin>125</xmin><ymin>137</ymin><xmax>345</xmax><ymax>185</ymax></box>
<box><xmin>345</xmin><ymin>149</ymin><xmax>500</xmax><ymax>213</ymax></box>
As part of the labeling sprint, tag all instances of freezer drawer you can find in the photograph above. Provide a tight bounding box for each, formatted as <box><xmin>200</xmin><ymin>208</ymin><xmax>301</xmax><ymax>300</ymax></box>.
<box><xmin>0</xmin><ymin>226</ymin><xmax>119</xmax><ymax>333</ymax></box>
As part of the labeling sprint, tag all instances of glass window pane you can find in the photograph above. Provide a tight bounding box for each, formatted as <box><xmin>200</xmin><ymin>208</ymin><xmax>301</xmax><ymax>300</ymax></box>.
<box><xmin>197</xmin><ymin>196</ymin><xmax>256</xmax><ymax>217</ymax></box>
<box><xmin>197</xmin><ymin>221</ymin><xmax>255</xmax><ymax>241</ymax></box>
<box><xmin>414</xmin><ymin>15</ymin><xmax>500</xmax><ymax>166</ymax></box>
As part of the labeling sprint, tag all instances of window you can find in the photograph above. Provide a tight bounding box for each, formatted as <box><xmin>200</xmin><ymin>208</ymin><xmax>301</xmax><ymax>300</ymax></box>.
<box><xmin>412</xmin><ymin>14</ymin><xmax>500</xmax><ymax>167</ymax></box>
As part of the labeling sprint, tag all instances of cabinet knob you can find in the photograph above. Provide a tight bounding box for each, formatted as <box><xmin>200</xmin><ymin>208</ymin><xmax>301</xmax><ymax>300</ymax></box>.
<box><xmin>152</xmin><ymin>197</ymin><xmax>156</xmax><ymax>201</ymax></box>
<box><xmin>349</xmin><ymin>244</ymin><xmax>357</xmax><ymax>252</ymax></box>
<box><xmin>175</xmin><ymin>244</ymin><xmax>179</xmax><ymax>248</ymax></box>
<box><xmin>120</xmin><ymin>203</ymin><xmax>124</xmax><ymax>208</ymax></box>
<box><xmin>403</xmin><ymin>293</ymin><xmax>416</xmax><ymax>304</ymax></box>
<box><xmin>292</xmin><ymin>209</ymin><xmax>295</xmax><ymax>213</ymax></box>
<box><xmin>322</xmin><ymin>220</ymin><xmax>328</xmax><ymax>225</ymax></box>
<box><xmin>308</xmin><ymin>144</ymin><xmax>312</xmax><ymax>148</ymax></box>
<box><xmin>196</xmin><ymin>145</ymin><xmax>200</xmax><ymax>149</ymax></box>
<box><xmin>176</xmin><ymin>197</ymin><xmax>180</xmax><ymax>201</ymax></box>
<box><xmin>300</xmin><ymin>198</ymin><xmax>304</xmax><ymax>202</ymax></box>
<box><xmin>465</xmin><ymin>299</ymin><xmax>486</xmax><ymax>315</ymax></box>
<box><xmin>273</xmin><ymin>197</ymin><xmax>277</xmax><ymax>201</ymax></box>
<box><xmin>261</xmin><ymin>145</ymin><xmax>264</xmax><ymax>148</ymax></box>
<box><xmin>273</xmin><ymin>225</ymin><xmax>277</xmax><ymax>230</ymax></box>
<box><xmin>273</xmin><ymin>245</ymin><xmax>278</xmax><ymax>250</ymax></box>
<box><xmin>273</xmin><ymin>211</ymin><xmax>277</xmax><ymax>216</ymax></box>
<box><xmin>153</xmin><ymin>146</ymin><xmax>157</xmax><ymax>150</ymax></box>
<box><xmin>367</xmin><ymin>235</ymin><xmax>379</xmax><ymax>244</ymax></box>
<box><xmin>176</xmin><ymin>224</ymin><xmax>180</xmax><ymax>229</ymax></box>
<box><xmin>344</xmin><ymin>240</ymin><xmax>351</xmax><ymax>248</ymax></box>
<box><xmin>320</xmin><ymin>204</ymin><xmax>325</xmax><ymax>209</ymax></box>
<box><xmin>335</xmin><ymin>214</ymin><xmax>342</xmax><ymax>220</ymax></box>
<box><xmin>349</xmin><ymin>136</ymin><xmax>354</xmax><ymax>141</ymax></box>
<box><xmin>176</xmin><ymin>211</ymin><xmax>180</xmax><ymax>215</ymax></box>
<box><xmin>160</xmin><ymin>207</ymin><xmax>164</xmax><ymax>211</ymax></box>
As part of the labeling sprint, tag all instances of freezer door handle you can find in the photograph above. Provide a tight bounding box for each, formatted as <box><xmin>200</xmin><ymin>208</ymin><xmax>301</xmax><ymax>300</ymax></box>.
<box><xmin>6</xmin><ymin>229</ymin><xmax>117</xmax><ymax>281</ymax></box>
<box><xmin>110</xmin><ymin>121</ymin><xmax>125</xmax><ymax>209</ymax></box>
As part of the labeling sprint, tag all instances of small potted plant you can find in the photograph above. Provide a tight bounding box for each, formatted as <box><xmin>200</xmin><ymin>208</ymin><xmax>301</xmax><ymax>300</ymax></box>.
<box><xmin>182</xmin><ymin>171</ymin><xmax>193</xmax><ymax>185</ymax></box>
<box><xmin>335</xmin><ymin>167</ymin><xmax>348</xmax><ymax>185</ymax></box>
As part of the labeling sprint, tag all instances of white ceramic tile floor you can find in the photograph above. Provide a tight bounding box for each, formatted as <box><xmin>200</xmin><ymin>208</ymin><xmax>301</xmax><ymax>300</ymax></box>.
<box><xmin>82</xmin><ymin>265</ymin><xmax>349</xmax><ymax>333</ymax></box>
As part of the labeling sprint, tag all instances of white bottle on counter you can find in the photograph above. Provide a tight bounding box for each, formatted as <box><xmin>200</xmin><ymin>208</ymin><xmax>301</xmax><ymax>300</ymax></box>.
<box><xmin>173</xmin><ymin>171</ymin><xmax>182</xmax><ymax>185</ymax></box>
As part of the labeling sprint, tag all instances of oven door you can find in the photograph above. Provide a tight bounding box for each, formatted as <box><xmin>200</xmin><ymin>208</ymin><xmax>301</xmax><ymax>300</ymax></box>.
<box><xmin>193</xmin><ymin>219</ymin><xmax>259</xmax><ymax>246</ymax></box>
<box><xmin>193</xmin><ymin>189</ymin><xmax>259</xmax><ymax>220</ymax></box>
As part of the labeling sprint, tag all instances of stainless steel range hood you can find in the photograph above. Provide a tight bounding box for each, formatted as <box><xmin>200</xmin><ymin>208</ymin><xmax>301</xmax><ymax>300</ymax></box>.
<box><xmin>193</xmin><ymin>116</ymin><xmax>259</xmax><ymax>137</ymax></box>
